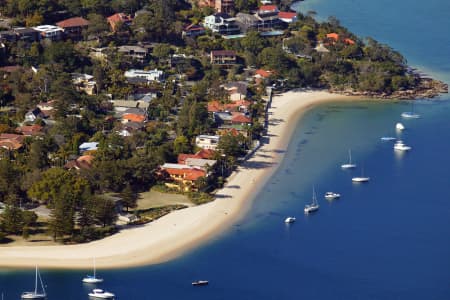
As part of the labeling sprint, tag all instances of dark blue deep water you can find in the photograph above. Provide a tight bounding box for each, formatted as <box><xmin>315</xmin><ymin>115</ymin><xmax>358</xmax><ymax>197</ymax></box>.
<box><xmin>1</xmin><ymin>0</ymin><xmax>450</xmax><ymax>299</ymax></box>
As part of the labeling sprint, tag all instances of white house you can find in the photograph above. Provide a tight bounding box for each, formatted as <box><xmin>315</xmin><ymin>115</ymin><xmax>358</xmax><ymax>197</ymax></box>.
<box><xmin>195</xmin><ymin>135</ymin><xmax>220</xmax><ymax>150</ymax></box>
<box><xmin>204</xmin><ymin>13</ymin><xmax>240</xmax><ymax>35</ymax></box>
<box><xmin>32</xmin><ymin>25</ymin><xmax>64</xmax><ymax>41</ymax></box>
<box><xmin>124</xmin><ymin>69</ymin><xmax>164</xmax><ymax>84</ymax></box>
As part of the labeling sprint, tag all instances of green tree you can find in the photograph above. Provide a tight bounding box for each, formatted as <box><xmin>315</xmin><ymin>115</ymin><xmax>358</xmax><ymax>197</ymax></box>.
<box><xmin>120</xmin><ymin>184</ymin><xmax>138</xmax><ymax>212</ymax></box>
<box><xmin>94</xmin><ymin>197</ymin><xmax>117</xmax><ymax>227</ymax></box>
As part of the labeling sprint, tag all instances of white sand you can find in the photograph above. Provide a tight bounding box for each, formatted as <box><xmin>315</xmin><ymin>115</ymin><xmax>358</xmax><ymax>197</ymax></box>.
<box><xmin>0</xmin><ymin>90</ymin><xmax>355</xmax><ymax>269</ymax></box>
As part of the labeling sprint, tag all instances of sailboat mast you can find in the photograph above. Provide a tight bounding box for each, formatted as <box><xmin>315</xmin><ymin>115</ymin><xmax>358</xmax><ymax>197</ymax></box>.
<box><xmin>348</xmin><ymin>149</ymin><xmax>352</xmax><ymax>164</ymax></box>
<box><xmin>35</xmin><ymin>266</ymin><xmax>38</xmax><ymax>294</ymax></box>
<box><xmin>94</xmin><ymin>258</ymin><xmax>96</xmax><ymax>278</ymax></box>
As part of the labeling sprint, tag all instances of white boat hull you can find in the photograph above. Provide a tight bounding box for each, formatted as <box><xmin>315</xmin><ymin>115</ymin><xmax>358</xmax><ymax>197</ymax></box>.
<box><xmin>83</xmin><ymin>278</ymin><xmax>104</xmax><ymax>283</ymax></box>
<box><xmin>401</xmin><ymin>112</ymin><xmax>420</xmax><ymax>119</ymax></box>
<box><xmin>341</xmin><ymin>164</ymin><xmax>356</xmax><ymax>169</ymax></box>
<box><xmin>21</xmin><ymin>293</ymin><xmax>46</xmax><ymax>299</ymax></box>
<box><xmin>304</xmin><ymin>205</ymin><xmax>319</xmax><ymax>214</ymax></box>
<box><xmin>352</xmin><ymin>177</ymin><xmax>370</xmax><ymax>182</ymax></box>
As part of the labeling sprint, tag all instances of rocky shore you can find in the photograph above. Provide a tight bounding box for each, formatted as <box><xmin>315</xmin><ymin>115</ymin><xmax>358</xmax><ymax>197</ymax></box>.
<box><xmin>332</xmin><ymin>78</ymin><xmax>448</xmax><ymax>100</ymax></box>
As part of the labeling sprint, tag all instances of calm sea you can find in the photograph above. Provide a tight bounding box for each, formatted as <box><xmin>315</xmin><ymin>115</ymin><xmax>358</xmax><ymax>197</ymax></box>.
<box><xmin>1</xmin><ymin>0</ymin><xmax>450</xmax><ymax>299</ymax></box>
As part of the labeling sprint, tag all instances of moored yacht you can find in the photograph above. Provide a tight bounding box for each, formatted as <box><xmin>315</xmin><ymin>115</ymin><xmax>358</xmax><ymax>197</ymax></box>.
<box><xmin>401</xmin><ymin>111</ymin><xmax>420</xmax><ymax>118</ymax></box>
<box><xmin>341</xmin><ymin>149</ymin><xmax>356</xmax><ymax>169</ymax></box>
<box><xmin>324</xmin><ymin>192</ymin><xmax>340</xmax><ymax>200</ymax></box>
<box><xmin>21</xmin><ymin>266</ymin><xmax>46</xmax><ymax>299</ymax></box>
<box><xmin>380</xmin><ymin>136</ymin><xmax>396</xmax><ymax>141</ymax></box>
<box><xmin>352</xmin><ymin>176</ymin><xmax>370</xmax><ymax>182</ymax></box>
<box><xmin>396</xmin><ymin>122</ymin><xmax>405</xmax><ymax>130</ymax></box>
<box><xmin>88</xmin><ymin>289</ymin><xmax>115</xmax><ymax>299</ymax></box>
<box><xmin>284</xmin><ymin>217</ymin><xmax>296</xmax><ymax>223</ymax></box>
<box><xmin>304</xmin><ymin>187</ymin><xmax>319</xmax><ymax>214</ymax></box>
<box><xmin>83</xmin><ymin>258</ymin><xmax>103</xmax><ymax>283</ymax></box>
<box><xmin>192</xmin><ymin>280</ymin><xmax>209</xmax><ymax>286</ymax></box>
<box><xmin>394</xmin><ymin>140</ymin><xmax>412</xmax><ymax>151</ymax></box>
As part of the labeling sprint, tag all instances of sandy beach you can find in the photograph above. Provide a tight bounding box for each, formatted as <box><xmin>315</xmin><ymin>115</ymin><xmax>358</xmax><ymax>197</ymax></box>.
<box><xmin>0</xmin><ymin>90</ymin><xmax>355</xmax><ymax>269</ymax></box>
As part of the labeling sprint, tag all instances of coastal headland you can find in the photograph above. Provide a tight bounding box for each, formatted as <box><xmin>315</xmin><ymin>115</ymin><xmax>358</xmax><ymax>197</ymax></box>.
<box><xmin>0</xmin><ymin>90</ymin><xmax>356</xmax><ymax>270</ymax></box>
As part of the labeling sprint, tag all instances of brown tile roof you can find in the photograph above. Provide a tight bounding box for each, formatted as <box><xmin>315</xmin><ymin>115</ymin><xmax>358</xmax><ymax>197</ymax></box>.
<box><xmin>56</xmin><ymin>17</ymin><xmax>89</xmax><ymax>28</ymax></box>
<box><xmin>16</xmin><ymin>125</ymin><xmax>43</xmax><ymax>136</ymax></box>
<box><xmin>164</xmin><ymin>168</ymin><xmax>206</xmax><ymax>181</ymax></box>
<box><xmin>107</xmin><ymin>13</ymin><xmax>133</xmax><ymax>25</ymax></box>
<box><xmin>231</xmin><ymin>113</ymin><xmax>251</xmax><ymax>124</ymax></box>
<box><xmin>195</xmin><ymin>149</ymin><xmax>215</xmax><ymax>159</ymax></box>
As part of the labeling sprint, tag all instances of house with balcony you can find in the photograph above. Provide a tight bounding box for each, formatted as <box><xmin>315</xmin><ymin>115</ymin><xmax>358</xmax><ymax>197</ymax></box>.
<box><xmin>118</xmin><ymin>45</ymin><xmax>148</xmax><ymax>63</ymax></box>
<box><xmin>56</xmin><ymin>17</ymin><xmax>89</xmax><ymax>40</ymax></box>
<box><xmin>195</xmin><ymin>135</ymin><xmax>220</xmax><ymax>150</ymax></box>
<box><xmin>204</xmin><ymin>13</ymin><xmax>240</xmax><ymax>35</ymax></box>
<box><xmin>124</xmin><ymin>69</ymin><xmax>164</xmax><ymax>84</ymax></box>
<box><xmin>72</xmin><ymin>73</ymin><xmax>97</xmax><ymax>95</ymax></box>
<box><xmin>210</xmin><ymin>50</ymin><xmax>237</xmax><ymax>65</ymax></box>
<box><xmin>159</xmin><ymin>163</ymin><xmax>207</xmax><ymax>192</ymax></box>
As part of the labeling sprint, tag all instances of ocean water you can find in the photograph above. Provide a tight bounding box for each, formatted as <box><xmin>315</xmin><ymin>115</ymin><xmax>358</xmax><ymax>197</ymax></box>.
<box><xmin>1</xmin><ymin>0</ymin><xmax>450</xmax><ymax>299</ymax></box>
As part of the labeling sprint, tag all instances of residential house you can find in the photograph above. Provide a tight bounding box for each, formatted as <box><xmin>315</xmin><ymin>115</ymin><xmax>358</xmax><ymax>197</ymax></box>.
<box><xmin>15</xmin><ymin>125</ymin><xmax>44</xmax><ymax>137</ymax></box>
<box><xmin>56</xmin><ymin>17</ymin><xmax>89</xmax><ymax>40</ymax></box>
<box><xmin>207</xmin><ymin>99</ymin><xmax>250</xmax><ymax>114</ymax></box>
<box><xmin>204</xmin><ymin>13</ymin><xmax>240</xmax><ymax>35</ymax></box>
<box><xmin>129</xmin><ymin>87</ymin><xmax>159</xmax><ymax>102</ymax></box>
<box><xmin>72</xmin><ymin>73</ymin><xmax>97</xmax><ymax>95</ymax></box>
<box><xmin>256</xmin><ymin>5</ymin><xmax>280</xmax><ymax>29</ymax></box>
<box><xmin>159</xmin><ymin>163</ymin><xmax>207</xmax><ymax>192</ymax></box>
<box><xmin>33</xmin><ymin>25</ymin><xmax>64</xmax><ymax>41</ymax></box>
<box><xmin>213</xmin><ymin>111</ymin><xmax>251</xmax><ymax>127</ymax></box>
<box><xmin>124</xmin><ymin>69</ymin><xmax>164</xmax><ymax>84</ymax></box>
<box><xmin>1</xmin><ymin>28</ymin><xmax>41</xmax><ymax>42</ymax></box>
<box><xmin>214</xmin><ymin>0</ymin><xmax>234</xmax><ymax>13</ymax></box>
<box><xmin>110</xmin><ymin>99</ymin><xmax>150</xmax><ymax>111</ymax></box>
<box><xmin>0</xmin><ymin>133</ymin><xmax>24</xmax><ymax>151</ymax></box>
<box><xmin>107</xmin><ymin>13</ymin><xmax>133</xmax><ymax>32</ymax></box>
<box><xmin>25</xmin><ymin>108</ymin><xmax>46</xmax><ymax>123</ymax></box>
<box><xmin>254</xmin><ymin>69</ymin><xmax>274</xmax><ymax>84</ymax></box>
<box><xmin>118</xmin><ymin>45</ymin><xmax>148</xmax><ymax>63</ymax></box>
<box><xmin>0</xmin><ymin>30</ymin><xmax>17</xmax><ymax>42</ymax></box>
<box><xmin>278</xmin><ymin>11</ymin><xmax>298</xmax><ymax>23</ymax></box>
<box><xmin>116</xmin><ymin>122</ymin><xmax>145</xmax><ymax>137</ymax></box>
<box><xmin>64</xmin><ymin>154</ymin><xmax>95</xmax><ymax>170</ymax></box>
<box><xmin>220</xmin><ymin>81</ymin><xmax>248</xmax><ymax>100</ymax></box>
<box><xmin>178</xmin><ymin>149</ymin><xmax>216</xmax><ymax>164</ymax></box>
<box><xmin>121</xmin><ymin>113</ymin><xmax>146</xmax><ymax>124</ymax></box>
<box><xmin>195</xmin><ymin>135</ymin><xmax>220</xmax><ymax>150</ymax></box>
<box><xmin>79</xmin><ymin>142</ymin><xmax>99</xmax><ymax>154</ymax></box>
<box><xmin>182</xmin><ymin>24</ymin><xmax>206</xmax><ymax>38</ymax></box>
<box><xmin>197</xmin><ymin>0</ymin><xmax>234</xmax><ymax>13</ymax></box>
<box><xmin>210</xmin><ymin>50</ymin><xmax>237</xmax><ymax>65</ymax></box>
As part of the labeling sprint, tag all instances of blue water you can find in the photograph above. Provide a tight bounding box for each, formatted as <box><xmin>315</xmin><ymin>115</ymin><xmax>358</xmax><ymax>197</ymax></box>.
<box><xmin>2</xmin><ymin>0</ymin><xmax>450</xmax><ymax>299</ymax></box>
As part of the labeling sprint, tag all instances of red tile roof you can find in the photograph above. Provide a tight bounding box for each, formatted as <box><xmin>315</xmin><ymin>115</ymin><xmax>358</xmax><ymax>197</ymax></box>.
<box><xmin>231</xmin><ymin>113</ymin><xmax>251</xmax><ymax>124</ymax></box>
<box><xmin>107</xmin><ymin>13</ymin><xmax>133</xmax><ymax>24</ymax></box>
<box><xmin>255</xmin><ymin>69</ymin><xmax>273</xmax><ymax>78</ymax></box>
<box><xmin>56</xmin><ymin>17</ymin><xmax>89</xmax><ymax>28</ymax></box>
<box><xmin>207</xmin><ymin>100</ymin><xmax>251</xmax><ymax>113</ymax></box>
<box><xmin>326</xmin><ymin>33</ymin><xmax>339</xmax><ymax>41</ymax></box>
<box><xmin>259</xmin><ymin>5</ymin><xmax>278</xmax><ymax>12</ymax></box>
<box><xmin>195</xmin><ymin>149</ymin><xmax>215</xmax><ymax>159</ymax></box>
<box><xmin>164</xmin><ymin>168</ymin><xmax>206</xmax><ymax>181</ymax></box>
<box><xmin>16</xmin><ymin>125</ymin><xmax>44</xmax><ymax>136</ymax></box>
<box><xmin>278</xmin><ymin>12</ymin><xmax>297</xmax><ymax>19</ymax></box>
<box><xmin>122</xmin><ymin>113</ymin><xmax>146</xmax><ymax>123</ymax></box>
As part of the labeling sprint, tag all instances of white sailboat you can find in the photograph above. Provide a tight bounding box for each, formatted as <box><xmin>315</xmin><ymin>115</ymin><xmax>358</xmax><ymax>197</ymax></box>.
<box><xmin>394</xmin><ymin>140</ymin><xmax>412</xmax><ymax>151</ymax></box>
<box><xmin>83</xmin><ymin>258</ymin><xmax>103</xmax><ymax>283</ymax></box>
<box><xmin>304</xmin><ymin>187</ymin><xmax>319</xmax><ymax>214</ymax></box>
<box><xmin>401</xmin><ymin>102</ymin><xmax>420</xmax><ymax>119</ymax></box>
<box><xmin>21</xmin><ymin>266</ymin><xmax>46</xmax><ymax>299</ymax></box>
<box><xmin>352</xmin><ymin>166</ymin><xmax>370</xmax><ymax>183</ymax></box>
<box><xmin>341</xmin><ymin>149</ymin><xmax>356</xmax><ymax>169</ymax></box>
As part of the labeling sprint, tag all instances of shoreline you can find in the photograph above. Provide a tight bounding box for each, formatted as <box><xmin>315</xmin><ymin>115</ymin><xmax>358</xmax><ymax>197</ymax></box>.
<box><xmin>0</xmin><ymin>90</ymin><xmax>356</xmax><ymax>270</ymax></box>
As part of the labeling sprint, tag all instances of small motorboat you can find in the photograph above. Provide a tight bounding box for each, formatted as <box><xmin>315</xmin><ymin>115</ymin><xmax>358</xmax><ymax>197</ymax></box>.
<box><xmin>88</xmin><ymin>289</ymin><xmax>115</xmax><ymax>299</ymax></box>
<box><xmin>324</xmin><ymin>192</ymin><xmax>340</xmax><ymax>200</ymax></box>
<box><xmin>395</xmin><ymin>123</ymin><xmax>405</xmax><ymax>130</ymax></box>
<box><xmin>394</xmin><ymin>140</ymin><xmax>412</xmax><ymax>151</ymax></box>
<box><xmin>192</xmin><ymin>280</ymin><xmax>209</xmax><ymax>286</ymax></box>
<box><xmin>284</xmin><ymin>217</ymin><xmax>296</xmax><ymax>223</ymax></box>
